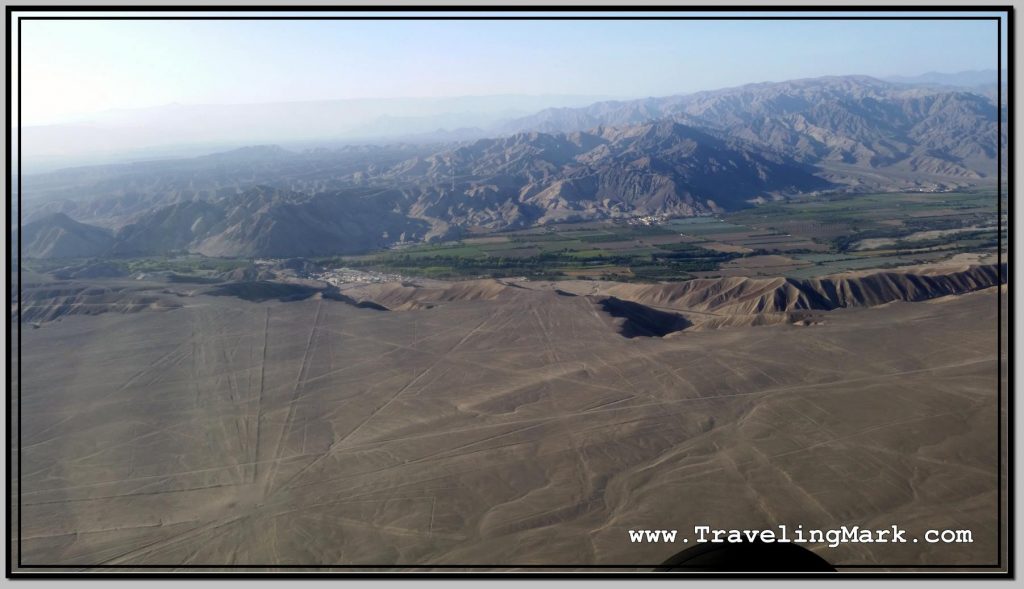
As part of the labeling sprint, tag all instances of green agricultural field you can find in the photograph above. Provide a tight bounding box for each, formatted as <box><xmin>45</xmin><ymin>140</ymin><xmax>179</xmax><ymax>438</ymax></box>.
<box><xmin>332</xmin><ymin>189</ymin><xmax>1005</xmax><ymax>283</ymax></box>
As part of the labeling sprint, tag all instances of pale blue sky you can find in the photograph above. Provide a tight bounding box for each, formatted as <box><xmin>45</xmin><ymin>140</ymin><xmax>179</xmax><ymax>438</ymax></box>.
<box><xmin>19</xmin><ymin>13</ymin><xmax>1007</xmax><ymax>125</ymax></box>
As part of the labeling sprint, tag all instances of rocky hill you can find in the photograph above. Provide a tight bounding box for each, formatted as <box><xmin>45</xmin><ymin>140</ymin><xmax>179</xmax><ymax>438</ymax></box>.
<box><xmin>590</xmin><ymin>262</ymin><xmax>1005</xmax><ymax>324</ymax></box>
<box><xmin>17</xmin><ymin>213</ymin><xmax>116</xmax><ymax>259</ymax></box>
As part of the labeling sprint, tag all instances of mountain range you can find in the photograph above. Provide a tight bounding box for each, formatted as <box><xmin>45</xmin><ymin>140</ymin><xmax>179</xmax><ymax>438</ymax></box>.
<box><xmin>503</xmin><ymin>76</ymin><xmax>1004</xmax><ymax>179</ymax></box>
<box><xmin>17</xmin><ymin>74</ymin><xmax>1005</xmax><ymax>259</ymax></box>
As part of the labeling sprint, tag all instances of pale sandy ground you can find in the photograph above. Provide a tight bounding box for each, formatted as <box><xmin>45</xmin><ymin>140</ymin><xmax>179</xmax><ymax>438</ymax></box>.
<box><xmin>11</xmin><ymin>278</ymin><xmax>1007</xmax><ymax>571</ymax></box>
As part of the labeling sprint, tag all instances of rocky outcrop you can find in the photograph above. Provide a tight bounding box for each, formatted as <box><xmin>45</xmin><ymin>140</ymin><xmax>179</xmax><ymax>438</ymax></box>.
<box><xmin>598</xmin><ymin>263</ymin><xmax>1005</xmax><ymax>316</ymax></box>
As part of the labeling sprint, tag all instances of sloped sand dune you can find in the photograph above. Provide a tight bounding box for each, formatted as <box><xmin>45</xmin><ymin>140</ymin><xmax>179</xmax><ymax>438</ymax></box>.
<box><xmin>12</xmin><ymin>269</ymin><xmax>1006</xmax><ymax>571</ymax></box>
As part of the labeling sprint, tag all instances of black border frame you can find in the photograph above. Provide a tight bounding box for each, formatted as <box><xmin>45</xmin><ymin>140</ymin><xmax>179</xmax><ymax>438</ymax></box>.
<box><xmin>4</xmin><ymin>4</ymin><xmax>1015</xmax><ymax>579</ymax></box>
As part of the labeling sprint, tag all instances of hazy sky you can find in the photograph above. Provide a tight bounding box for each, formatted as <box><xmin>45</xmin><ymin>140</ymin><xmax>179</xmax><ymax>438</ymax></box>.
<box><xmin>19</xmin><ymin>12</ymin><xmax>1007</xmax><ymax>125</ymax></box>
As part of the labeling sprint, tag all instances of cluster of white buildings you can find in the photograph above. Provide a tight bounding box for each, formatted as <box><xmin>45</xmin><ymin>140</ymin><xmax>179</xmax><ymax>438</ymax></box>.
<box><xmin>622</xmin><ymin>214</ymin><xmax>671</xmax><ymax>227</ymax></box>
<box><xmin>312</xmin><ymin>267</ymin><xmax>406</xmax><ymax>286</ymax></box>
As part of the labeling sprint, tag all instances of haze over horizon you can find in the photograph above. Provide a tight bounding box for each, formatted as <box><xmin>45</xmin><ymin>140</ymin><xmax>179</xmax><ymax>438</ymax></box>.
<box><xmin>13</xmin><ymin>12</ymin><xmax>1008</xmax><ymax>173</ymax></box>
<box><xmin>20</xmin><ymin>15</ymin><xmax>1005</xmax><ymax>125</ymax></box>
<box><xmin>21</xmin><ymin>69</ymin><xmax>1005</xmax><ymax>126</ymax></box>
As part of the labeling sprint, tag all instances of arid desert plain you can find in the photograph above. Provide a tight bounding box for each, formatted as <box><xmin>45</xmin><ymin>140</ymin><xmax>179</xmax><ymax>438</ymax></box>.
<box><xmin>12</xmin><ymin>257</ymin><xmax>1008</xmax><ymax>571</ymax></box>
